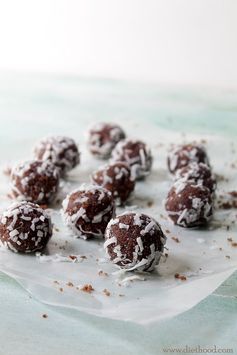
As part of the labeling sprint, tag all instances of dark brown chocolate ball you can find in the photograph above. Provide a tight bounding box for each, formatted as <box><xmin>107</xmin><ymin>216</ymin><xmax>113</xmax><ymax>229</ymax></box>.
<box><xmin>167</xmin><ymin>144</ymin><xmax>209</xmax><ymax>174</ymax></box>
<box><xmin>104</xmin><ymin>212</ymin><xmax>166</xmax><ymax>271</ymax></box>
<box><xmin>175</xmin><ymin>162</ymin><xmax>216</xmax><ymax>193</ymax></box>
<box><xmin>111</xmin><ymin>139</ymin><xmax>153</xmax><ymax>180</ymax></box>
<box><xmin>0</xmin><ymin>201</ymin><xmax>52</xmax><ymax>253</ymax></box>
<box><xmin>165</xmin><ymin>181</ymin><xmax>213</xmax><ymax>227</ymax></box>
<box><xmin>62</xmin><ymin>184</ymin><xmax>115</xmax><ymax>239</ymax></box>
<box><xmin>34</xmin><ymin>136</ymin><xmax>80</xmax><ymax>176</ymax></box>
<box><xmin>11</xmin><ymin>160</ymin><xmax>60</xmax><ymax>204</ymax></box>
<box><xmin>87</xmin><ymin>122</ymin><xmax>126</xmax><ymax>159</ymax></box>
<box><xmin>91</xmin><ymin>162</ymin><xmax>135</xmax><ymax>205</ymax></box>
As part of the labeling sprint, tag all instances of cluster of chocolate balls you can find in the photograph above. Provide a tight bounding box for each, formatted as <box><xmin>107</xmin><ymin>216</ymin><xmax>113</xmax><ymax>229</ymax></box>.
<box><xmin>0</xmin><ymin>123</ymin><xmax>166</xmax><ymax>272</ymax></box>
<box><xmin>165</xmin><ymin>143</ymin><xmax>216</xmax><ymax>227</ymax></box>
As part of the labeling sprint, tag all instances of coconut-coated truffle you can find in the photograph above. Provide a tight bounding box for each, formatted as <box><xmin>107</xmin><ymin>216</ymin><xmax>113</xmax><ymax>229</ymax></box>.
<box><xmin>87</xmin><ymin>122</ymin><xmax>126</xmax><ymax>159</ymax></box>
<box><xmin>111</xmin><ymin>139</ymin><xmax>153</xmax><ymax>180</ymax></box>
<box><xmin>175</xmin><ymin>162</ymin><xmax>216</xmax><ymax>193</ymax></box>
<box><xmin>91</xmin><ymin>162</ymin><xmax>135</xmax><ymax>205</ymax></box>
<box><xmin>34</xmin><ymin>136</ymin><xmax>80</xmax><ymax>176</ymax></box>
<box><xmin>104</xmin><ymin>212</ymin><xmax>166</xmax><ymax>272</ymax></box>
<box><xmin>11</xmin><ymin>160</ymin><xmax>60</xmax><ymax>204</ymax></box>
<box><xmin>62</xmin><ymin>184</ymin><xmax>115</xmax><ymax>239</ymax></box>
<box><xmin>167</xmin><ymin>143</ymin><xmax>209</xmax><ymax>174</ymax></box>
<box><xmin>0</xmin><ymin>201</ymin><xmax>52</xmax><ymax>253</ymax></box>
<box><xmin>165</xmin><ymin>181</ymin><xmax>213</xmax><ymax>227</ymax></box>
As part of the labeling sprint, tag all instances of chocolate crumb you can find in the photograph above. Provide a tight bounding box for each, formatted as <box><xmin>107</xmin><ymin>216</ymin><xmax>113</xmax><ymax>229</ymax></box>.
<box><xmin>42</xmin><ymin>314</ymin><xmax>48</xmax><ymax>318</ymax></box>
<box><xmin>103</xmin><ymin>289</ymin><xmax>111</xmax><ymax>296</ymax></box>
<box><xmin>174</xmin><ymin>273</ymin><xmax>187</xmax><ymax>281</ymax></box>
<box><xmin>59</xmin><ymin>287</ymin><xmax>64</xmax><ymax>292</ymax></box>
<box><xmin>39</xmin><ymin>204</ymin><xmax>48</xmax><ymax>210</ymax></box>
<box><xmin>171</xmin><ymin>236</ymin><xmax>180</xmax><ymax>243</ymax></box>
<box><xmin>147</xmin><ymin>200</ymin><xmax>154</xmax><ymax>207</ymax></box>
<box><xmin>66</xmin><ymin>282</ymin><xmax>74</xmax><ymax>287</ymax></box>
<box><xmin>80</xmin><ymin>284</ymin><xmax>94</xmax><ymax>293</ymax></box>
<box><xmin>69</xmin><ymin>255</ymin><xmax>78</xmax><ymax>261</ymax></box>
<box><xmin>98</xmin><ymin>270</ymin><xmax>108</xmax><ymax>277</ymax></box>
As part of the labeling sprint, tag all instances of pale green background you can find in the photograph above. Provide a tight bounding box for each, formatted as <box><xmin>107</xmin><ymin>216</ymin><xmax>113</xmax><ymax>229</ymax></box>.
<box><xmin>0</xmin><ymin>72</ymin><xmax>236</xmax><ymax>355</ymax></box>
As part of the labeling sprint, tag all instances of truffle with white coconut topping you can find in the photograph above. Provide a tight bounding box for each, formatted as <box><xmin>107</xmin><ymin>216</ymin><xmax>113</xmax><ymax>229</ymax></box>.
<box><xmin>87</xmin><ymin>122</ymin><xmax>126</xmax><ymax>159</ymax></box>
<box><xmin>167</xmin><ymin>143</ymin><xmax>209</xmax><ymax>174</ymax></box>
<box><xmin>0</xmin><ymin>201</ymin><xmax>52</xmax><ymax>253</ymax></box>
<box><xmin>165</xmin><ymin>181</ymin><xmax>213</xmax><ymax>227</ymax></box>
<box><xmin>111</xmin><ymin>139</ymin><xmax>153</xmax><ymax>180</ymax></box>
<box><xmin>62</xmin><ymin>184</ymin><xmax>115</xmax><ymax>239</ymax></box>
<box><xmin>104</xmin><ymin>212</ymin><xmax>166</xmax><ymax>272</ymax></box>
<box><xmin>11</xmin><ymin>160</ymin><xmax>60</xmax><ymax>204</ymax></box>
<box><xmin>34</xmin><ymin>136</ymin><xmax>80</xmax><ymax>176</ymax></box>
<box><xmin>91</xmin><ymin>161</ymin><xmax>135</xmax><ymax>205</ymax></box>
<box><xmin>175</xmin><ymin>162</ymin><xmax>216</xmax><ymax>193</ymax></box>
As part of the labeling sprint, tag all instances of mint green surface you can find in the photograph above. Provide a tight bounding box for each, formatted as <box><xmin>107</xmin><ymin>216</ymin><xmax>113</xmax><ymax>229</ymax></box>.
<box><xmin>0</xmin><ymin>72</ymin><xmax>236</xmax><ymax>355</ymax></box>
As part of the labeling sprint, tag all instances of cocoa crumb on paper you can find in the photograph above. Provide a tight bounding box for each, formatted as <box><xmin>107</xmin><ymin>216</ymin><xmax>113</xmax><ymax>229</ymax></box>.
<box><xmin>171</xmin><ymin>236</ymin><xmax>180</xmax><ymax>243</ymax></box>
<box><xmin>98</xmin><ymin>270</ymin><xmax>108</xmax><ymax>277</ymax></box>
<box><xmin>103</xmin><ymin>289</ymin><xmax>111</xmax><ymax>297</ymax></box>
<box><xmin>147</xmin><ymin>200</ymin><xmax>154</xmax><ymax>207</ymax></box>
<box><xmin>174</xmin><ymin>273</ymin><xmax>187</xmax><ymax>281</ymax></box>
<box><xmin>80</xmin><ymin>284</ymin><xmax>94</xmax><ymax>293</ymax></box>
<box><xmin>42</xmin><ymin>314</ymin><xmax>48</xmax><ymax>319</ymax></box>
<box><xmin>66</xmin><ymin>282</ymin><xmax>74</xmax><ymax>287</ymax></box>
<box><xmin>69</xmin><ymin>255</ymin><xmax>77</xmax><ymax>261</ymax></box>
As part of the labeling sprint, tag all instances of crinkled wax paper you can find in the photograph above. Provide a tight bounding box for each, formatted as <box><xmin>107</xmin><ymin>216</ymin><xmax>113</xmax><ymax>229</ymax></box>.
<box><xmin>0</xmin><ymin>123</ymin><xmax>236</xmax><ymax>325</ymax></box>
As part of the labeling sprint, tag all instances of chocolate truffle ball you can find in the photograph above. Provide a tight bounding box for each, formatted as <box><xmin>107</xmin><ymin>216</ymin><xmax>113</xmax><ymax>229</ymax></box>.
<box><xmin>87</xmin><ymin>122</ymin><xmax>126</xmax><ymax>159</ymax></box>
<box><xmin>62</xmin><ymin>184</ymin><xmax>115</xmax><ymax>239</ymax></box>
<box><xmin>104</xmin><ymin>212</ymin><xmax>166</xmax><ymax>272</ymax></box>
<box><xmin>34</xmin><ymin>136</ymin><xmax>80</xmax><ymax>176</ymax></box>
<box><xmin>11</xmin><ymin>160</ymin><xmax>60</xmax><ymax>205</ymax></box>
<box><xmin>91</xmin><ymin>162</ymin><xmax>135</xmax><ymax>205</ymax></box>
<box><xmin>175</xmin><ymin>162</ymin><xmax>216</xmax><ymax>193</ymax></box>
<box><xmin>165</xmin><ymin>181</ymin><xmax>213</xmax><ymax>227</ymax></box>
<box><xmin>0</xmin><ymin>201</ymin><xmax>52</xmax><ymax>253</ymax></box>
<box><xmin>111</xmin><ymin>139</ymin><xmax>153</xmax><ymax>180</ymax></box>
<box><xmin>167</xmin><ymin>143</ymin><xmax>209</xmax><ymax>174</ymax></box>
